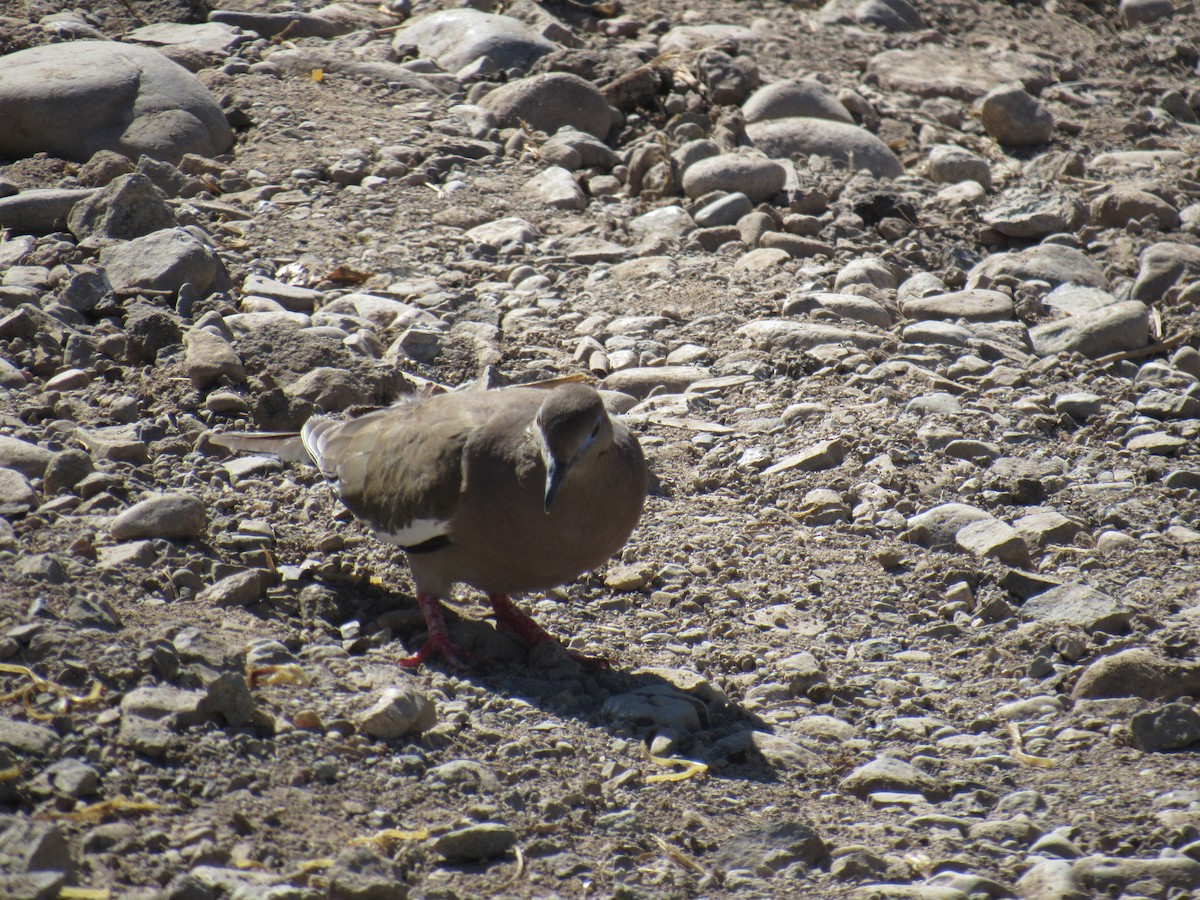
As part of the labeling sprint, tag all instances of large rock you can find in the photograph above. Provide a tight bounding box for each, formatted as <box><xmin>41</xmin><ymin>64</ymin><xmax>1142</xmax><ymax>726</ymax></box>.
<box><xmin>967</xmin><ymin>244</ymin><xmax>1109</xmax><ymax>291</ymax></box>
<box><xmin>0</xmin><ymin>41</ymin><xmax>233</xmax><ymax>163</ymax></box>
<box><xmin>99</xmin><ymin>228</ymin><xmax>231</xmax><ymax>296</ymax></box>
<box><xmin>1130</xmin><ymin>241</ymin><xmax>1200</xmax><ymax>303</ymax></box>
<box><xmin>680</xmin><ymin>152</ymin><xmax>787</xmax><ymax>202</ymax></box>
<box><xmin>480</xmin><ymin>73</ymin><xmax>614</xmax><ymax>140</ymax></box>
<box><xmin>742</xmin><ymin>80</ymin><xmax>853</xmax><ymax>124</ymax></box>
<box><xmin>867</xmin><ymin>46</ymin><xmax>1055</xmax><ymax>100</ymax></box>
<box><xmin>745</xmin><ymin>117</ymin><xmax>903</xmax><ymax>179</ymax></box>
<box><xmin>1029</xmin><ymin>301</ymin><xmax>1150</xmax><ymax>358</ymax></box>
<box><xmin>391</xmin><ymin>10</ymin><xmax>553</xmax><ymax>76</ymax></box>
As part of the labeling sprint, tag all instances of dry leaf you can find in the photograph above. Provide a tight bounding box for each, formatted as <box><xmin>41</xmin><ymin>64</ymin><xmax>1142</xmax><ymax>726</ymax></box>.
<box><xmin>248</xmin><ymin>664</ymin><xmax>311</xmax><ymax>688</ymax></box>
<box><xmin>645</xmin><ymin>750</ymin><xmax>708</xmax><ymax>783</ymax></box>
<box><xmin>311</xmin><ymin>68</ymin><xmax>325</xmax><ymax>82</ymax></box>
<box><xmin>325</xmin><ymin>265</ymin><xmax>371</xmax><ymax>286</ymax></box>
<box><xmin>39</xmin><ymin>797</ymin><xmax>160</xmax><ymax>824</ymax></box>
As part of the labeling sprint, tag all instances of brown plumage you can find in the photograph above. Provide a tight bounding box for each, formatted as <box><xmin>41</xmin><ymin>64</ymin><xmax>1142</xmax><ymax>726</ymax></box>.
<box><xmin>215</xmin><ymin>383</ymin><xmax>647</xmax><ymax>667</ymax></box>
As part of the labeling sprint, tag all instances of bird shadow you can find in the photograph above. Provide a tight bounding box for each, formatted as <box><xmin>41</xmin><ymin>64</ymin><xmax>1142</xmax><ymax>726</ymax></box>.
<box><xmin>330</xmin><ymin>586</ymin><xmax>799</xmax><ymax>786</ymax></box>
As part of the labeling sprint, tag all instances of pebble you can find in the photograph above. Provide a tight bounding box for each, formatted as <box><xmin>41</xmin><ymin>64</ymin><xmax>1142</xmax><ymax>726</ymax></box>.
<box><xmin>356</xmin><ymin>685</ymin><xmax>436</xmax><ymax>739</ymax></box>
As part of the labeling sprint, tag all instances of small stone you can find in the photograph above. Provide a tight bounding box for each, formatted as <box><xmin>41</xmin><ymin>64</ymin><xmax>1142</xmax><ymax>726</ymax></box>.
<box><xmin>841</xmin><ymin>756</ymin><xmax>948</xmax><ymax>801</ymax></box>
<box><xmin>356</xmin><ymin>685</ymin><xmax>436</xmax><ymax>739</ymax></box>
<box><xmin>430</xmin><ymin>823</ymin><xmax>516</xmax><ymax>861</ymax></box>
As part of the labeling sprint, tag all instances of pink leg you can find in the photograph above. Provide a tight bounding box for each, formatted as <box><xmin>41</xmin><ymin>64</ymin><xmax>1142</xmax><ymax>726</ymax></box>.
<box><xmin>398</xmin><ymin>593</ymin><xmax>483</xmax><ymax>669</ymax></box>
<box><xmin>488</xmin><ymin>594</ymin><xmax>613</xmax><ymax>668</ymax></box>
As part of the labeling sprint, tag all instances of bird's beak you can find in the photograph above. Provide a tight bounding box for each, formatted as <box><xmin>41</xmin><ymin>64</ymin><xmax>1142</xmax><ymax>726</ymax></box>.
<box><xmin>544</xmin><ymin>457</ymin><xmax>566</xmax><ymax>513</ymax></box>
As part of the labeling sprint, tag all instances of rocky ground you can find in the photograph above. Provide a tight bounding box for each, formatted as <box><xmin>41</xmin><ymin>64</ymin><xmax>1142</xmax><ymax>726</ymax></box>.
<box><xmin>1</xmin><ymin>0</ymin><xmax>1200</xmax><ymax>897</ymax></box>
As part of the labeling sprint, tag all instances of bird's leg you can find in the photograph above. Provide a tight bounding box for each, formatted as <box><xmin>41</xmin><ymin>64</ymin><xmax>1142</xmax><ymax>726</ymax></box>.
<box><xmin>398</xmin><ymin>592</ymin><xmax>481</xmax><ymax>669</ymax></box>
<box><xmin>488</xmin><ymin>593</ymin><xmax>612</xmax><ymax>668</ymax></box>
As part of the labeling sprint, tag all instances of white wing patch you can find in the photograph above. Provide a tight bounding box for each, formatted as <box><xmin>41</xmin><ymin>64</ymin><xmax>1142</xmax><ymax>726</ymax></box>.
<box><xmin>375</xmin><ymin>518</ymin><xmax>450</xmax><ymax>547</ymax></box>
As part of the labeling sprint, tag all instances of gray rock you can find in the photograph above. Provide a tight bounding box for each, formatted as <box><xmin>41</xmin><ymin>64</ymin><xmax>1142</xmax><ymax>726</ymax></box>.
<box><xmin>822</xmin><ymin>0</ymin><xmax>923</xmax><ymax>31</ymax></box>
<box><xmin>206</xmin><ymin>9</ymin><xmax>339</xmax><ymax>38</ymax></box>
<box><xmin>681</xmin><ymin>152</ymin><xmax>786</xmax><ymax>203</ymax></box>
<box><xmin>326</xmin><ymin>845</ymin><xmax>411</xmax><ymax>900</ymax></box>
<box><xmin>1044</xmin><ymin>284</ymin><xmax>1121</xmax><ymax>315</ymax></box>
<box><xmin>356</xmin><ymin>685</ymin><xmax>436</xmax><ymax>739</ymax></box>
<box><xmin>43</xmin><ymin>450</ymin><xmax>93</xmax><ymax>495</ymax></box>
<box><xmin>184</xmin><ymin>328</ymin><xmax>245</xmax><ymax>389</ymax></box>
<box><xmin>745</xmin><ymin>117</ymin><xmax>904</xmax><ymax>179</ymax></box>
<box><xmin>657</xmin><ymin>23</ymin><xmax>761</xmax><ymax>56</ymax></box>
<box><xmin>1073</xmin><ymin>649</ymin><xmax>1200</xmax><ymax>701</ymax></box>
<box><xmin>124</xmin><ymin>302</ymin><xmax>183</xmax><ymax>362</ymax></box>
<box><xmin>1137</xmin><ymin>389</ymin><xmax>1200</xmax><ymax>420</ymax></box>
<box><xmin>241</xmin><ymin>274</ymin><xmax>322</xmax><ymax>313</ymax></box>
<box><xmin>601</xmin><ymin>366</ymin><xmax>709</xmax><ymax>399</ymax></box>
<box><xmin>392</xmin><ymin>10</ymin><xmax>552</xmax><ymax>76</ymax></box>
<box><xmin>783</xmin><ymin>292</ymin><xmax>892</xmax><ymax>328</ymax></box>
<box><xmin>1020</xmin><ymin>582</ymin><xmax>1131</xmax><ymax>634</ymax></box>
<box><xmin>968</xmin><ymin>244</ymin><xmax>1109</xmax><ymax>291</ymax></box>
<box><xmin>841</xmin><ymin>756</ymin><xmax>948</xmax><ymax>800</ymax></box>
<box><xmin>0</xmin><ymin>41</ymin><xmax>232</xmax><ymax>163</ymax></box>
<box><xmin>1029</xmin><ymin>300</ymin><xmax>1149</xmax><ymax>358</ymax></box>
<box><xmin>1130</xmin><ymin>241</ymin><xmax>1200</xmax><ymax>303</ymax></box>
<box><xmin>284</xmin><ymin>366</ymin><xmax>372</xmax><ymax>412</ymax></box>
<box><xmin>955</xmin><ymin>518</ymin><xmax>1031</xmax><ymax>566</ymax></box>
<box><xmin>696</xmin><ymin>48</ymin><xmax>759</xmax><ymax>106</ymax></box>
<box><xmin>738</xmin><ymin>320</ymin><xmax>889</xmax><ymax>352</ymax></box>
<box><xmin>1120</xmin><ymin>0</ymin><xmax>1175</xmax><ymax>27</ymax></box>
<box><xmin>0</xmin><ymin>468</ymin><xmax>37</xmax><ymax>514</ymax></box>
<box><xmin>0</xmin><ymin>188</ymin><xmax>100</xmax><ymax>235</ymax></box>
<box><xmin>197</xmin><ymin>570</ymin><xmax>267</xmax><ymax>608</ymax></box>
<box><xmin>901</xmin><ymin>289</ymin><xmax>1013</xmax><ymax>322</ymax></box>
<box><xmin>694</xmin><ymin>192</ymin><xmax>755</xmax><ymax>227</ymax></box>
<box><xmin>1130</xmin><ymin>703</ymin><xmax>1200</xmax><ymax>752</ymax></box>
<box><xmin>465</xmin><ymin>216</ymin><xmax>539</xmax><ymax>248</ymax></box>
<box><xmin>0</xmin><ymin>435</ymin><xmax>54</xmax><ymax>478</ymax></box>
<box><xmin>980</xmin><ymin>85</ymin><xmax>1054</xmax><ymax>146</ymax></box>
<box><xmin>525</xmin><ymin>166</ymin><xmax>586</xmax><ymax>210</ymax></box>
<box><xmin>542</xmin><ymin>128</ymin><xmax>620</xmax><ymax>170</ymax></box>
<box><xmin>983</xmin><ymin>191</ymin><xmax>1077</xmax><ymax>238</ymax></box>
<box><xmin>0</xmin><ymin>817</ymin><xmax>74</xmax><ymax>879</ymax></box>
<box><xmin>927</xmin><ymin>144</ymin><xmax>992</xmax><ymax>189</ymax></box>
<box><xmin>431</xmin><ymin>823</ymin><xmax>516</xmax><ymax>861</ymax></box>
<box><xmin>110</xmin><ymin>491</ymin><xmax>207</xmax><ymax>540</ymax></box>
<box><xmin>1090</xmin><ymin>187</ymin><xmax>1179</xmax><ymax>230</ymax></box>
<box><xmin>0</xmin><ymin>718</ymin><xmax>57</xmax><ymax>756</ymax></box>
<box><xmin>761</xmin><ymin>439</ymin><xmax>847</xmax><ymax>475</ymax></box>
<box><xmin>867</xmin><ymin>46</ymin><xmax>1054</xmax><ymax>101</ymax></box>
<box><xmin>712</xmin><ymin>820</ymin><xmax>828</xmax><ymax>873</ymax></box>
<box><xmin>481</xmin><ymin>73</ymin><xmax>614</xmax><ymax>139</ymax></box>
<box><xmin>66</xmin><ymin>172</ymin><xmax>176</xmax><ymax>243</ymax></box>
<box><xmin>628</xmin><ymin>206</ymin><xmax>695</xmax><ymax>240</ymax></box>
<box><xmin>742</xmin><ymin>79</ymin><xmax>853</xmax><ymax>124</ymax></box>
<box><xmin>907</xmin><ymin>503</ymin><xmax>994</xmax><ymax>548</ymax></box>
<box><xmin>1074</xmin><ymin>855</ymin><xmax>1200</xmax><ymax>893</ymax></box>
<box><xmin>125</xmin><ymin>21</ymin><xmax>248</xmax><ymax>58</ymax></box>
<box><xmin>99</xmin><ymin>228</ymin><xmax>232</xmax><ymax>296</ymax></box>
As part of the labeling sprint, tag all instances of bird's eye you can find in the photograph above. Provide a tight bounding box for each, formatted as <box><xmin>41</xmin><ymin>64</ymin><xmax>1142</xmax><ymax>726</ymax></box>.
<box><xmin>591</xmin><ymin>422</ymin><xmax>600</xmax><ymax>439</ymax></box>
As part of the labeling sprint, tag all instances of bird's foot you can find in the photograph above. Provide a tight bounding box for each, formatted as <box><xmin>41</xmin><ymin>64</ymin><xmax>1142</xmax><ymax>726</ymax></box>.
<box><xmin>397</xmin><ymin>630</ymin><xmax>485</xmax><ymax>669</ymax></box>
<box><xmin>489</xmin><ymin>594</ymin><xmax>612</xmax><ymax>669</ymax></box>
<box><xmin>397</xmin><ymin>592</ymin><xmax>489</xmax><ymax>670</ymax></box>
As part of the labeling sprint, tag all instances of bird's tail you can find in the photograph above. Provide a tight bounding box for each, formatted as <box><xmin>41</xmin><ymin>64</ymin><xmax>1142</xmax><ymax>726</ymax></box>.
<box><xmin>208</xmin><ymin>430</ymin><xmax>313</xmax><ymax>465</ymax></box>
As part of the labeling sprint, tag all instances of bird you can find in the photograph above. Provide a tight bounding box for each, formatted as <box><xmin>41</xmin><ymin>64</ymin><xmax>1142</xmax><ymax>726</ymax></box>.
<box><xmin>212</xmin><ymin>382</ymin><xmax>648</xmax><ymax>668</ymax></box>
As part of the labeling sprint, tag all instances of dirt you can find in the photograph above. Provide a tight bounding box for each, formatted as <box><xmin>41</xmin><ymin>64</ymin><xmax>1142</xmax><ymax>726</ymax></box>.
<box><xmin>2</xmin><ymin>0</ymin><xmax>1200</xmax><ymax>897</ymax></box>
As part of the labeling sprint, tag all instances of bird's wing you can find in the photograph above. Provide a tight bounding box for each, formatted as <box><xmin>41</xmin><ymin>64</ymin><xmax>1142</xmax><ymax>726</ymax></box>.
<box><xmin>300</xmin><ymin>397</ymin><xmax>495</xmax><ymax>547</ymax></box>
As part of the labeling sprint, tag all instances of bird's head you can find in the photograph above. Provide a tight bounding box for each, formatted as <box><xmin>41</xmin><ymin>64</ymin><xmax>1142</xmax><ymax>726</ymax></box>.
<box><xmin>533</xmin><ymin>384</ymin><xmax>612</xmax><ymax>513</ymax></box>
